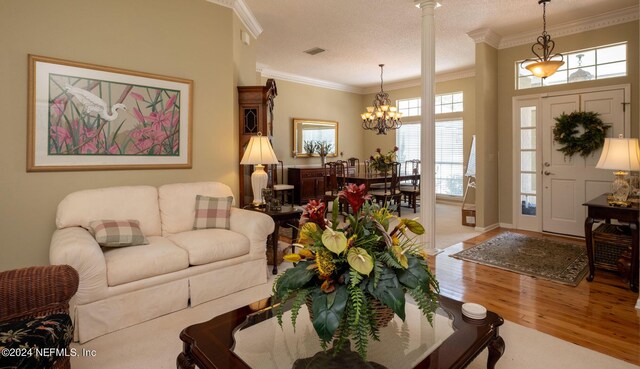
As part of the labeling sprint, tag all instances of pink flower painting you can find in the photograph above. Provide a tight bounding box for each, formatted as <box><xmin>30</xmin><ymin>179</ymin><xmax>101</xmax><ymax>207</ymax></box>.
<box><xmin>47</xmin><ymin>76</ymin><xmax>181</xmax><ymax>157</ymax></box>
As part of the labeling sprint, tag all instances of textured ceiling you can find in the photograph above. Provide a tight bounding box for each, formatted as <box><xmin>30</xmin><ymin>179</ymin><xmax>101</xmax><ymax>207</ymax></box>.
<box><xmin>244</xmin><ymin>0</ymin><xmax>637</xmax><ymax>88</ymax></box>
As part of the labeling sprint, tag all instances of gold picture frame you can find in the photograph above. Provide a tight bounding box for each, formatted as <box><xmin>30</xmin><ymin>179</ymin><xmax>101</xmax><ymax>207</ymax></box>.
<box><xmin>292</xmin><ymin>118</ymin><xmax>339</xmax><ymax>158</ymax></box>
<box><xmin>27</xmin><ymin>55</ymin><xmax>193</xmax><ymax>171</ymax></box>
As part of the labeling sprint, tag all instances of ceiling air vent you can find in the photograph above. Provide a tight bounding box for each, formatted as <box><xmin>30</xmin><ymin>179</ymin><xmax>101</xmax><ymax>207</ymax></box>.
<box><xmin>304</xmin><ymin>47</ymin><xmax>325</xmax><ymax>55</ymax></box>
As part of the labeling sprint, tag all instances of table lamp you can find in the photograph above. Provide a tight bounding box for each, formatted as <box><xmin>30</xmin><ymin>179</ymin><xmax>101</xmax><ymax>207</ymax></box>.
<box><xmin>595</xmin><ymin>134</ymin><xmax>640</xmax><ymax>203</ymax></box>
<box><xmin>241</xmin><ymin>133</ymin><xmax>279</xmax><ymax>206</ymax></box>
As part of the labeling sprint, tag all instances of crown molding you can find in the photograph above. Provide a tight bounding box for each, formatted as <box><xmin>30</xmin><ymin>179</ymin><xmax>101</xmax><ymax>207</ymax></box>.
<box><xmin>361</xmin><ymin>68</ymin><xmax>475</xmax><ymax>94</ymax></box>
<box><xmin>257</xmin><ymin>64</ymin><xmax>362</xmax><ymax>94</ymax></box>
<box><xmin>466</xmin><ymin>28</ymin><xmax>501</xmax><ymax>49</ymax></box>
<box><xmin>498</xmin><ymin>5</ymin><xmax>639</xmax><ymax>49</ymax></box>
<box><xmin>436</xmin><ymin>68</ymin><xmax>475</xmax><ymax>83</ymax></box>
<box><xmin>207</xmin><ymin>0</ymin><xmax>262</xmax><ymax>38</ymax></box>
<box><xmin>362</xmin><ymin>78</ymin><xmax>421</xmax><ymax>94</ymax></box>
<box><xmin>259</xmin><ymin>64</ymin><xmax>476</xmax><ymax>95</ymax></box>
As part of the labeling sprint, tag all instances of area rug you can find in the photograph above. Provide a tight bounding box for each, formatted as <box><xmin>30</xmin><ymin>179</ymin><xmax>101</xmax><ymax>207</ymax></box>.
<box><xmin>450</xmin><ymin>232</ymin><xmax>588</xmax><ymax>286</ymax></box>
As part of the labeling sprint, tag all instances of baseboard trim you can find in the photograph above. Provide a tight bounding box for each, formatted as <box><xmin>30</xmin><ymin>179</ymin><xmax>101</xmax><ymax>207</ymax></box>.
<box><xmin>474</xmin><ymin>223</ymin><xmax>499</xmax><ymax>232</ymax></box>
<box><xmin>499</xmin><ymin>223</ymin><xmax>514</xmax><ymax>229</ymax></box>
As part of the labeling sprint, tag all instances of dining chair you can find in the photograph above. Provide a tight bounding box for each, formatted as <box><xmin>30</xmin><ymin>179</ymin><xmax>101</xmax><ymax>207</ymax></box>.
<box><xmin>369</xmin><ymin>162</ymin><xmax>402</xmax><ymax>216</ymax></box>
<box><xmin>400</xmin><ymin>160</ymin><xmax>420</xmax><ymax>213</ymax></box>
<box><xmin>323</xmin><ymin>161</ymin><xmax>347</xmax><ymax>214</ymax></box>
<box><xmin>347</xmin><ymin>157</ymin><xmax>360</xmax><ymax>175</ymax></box>
<box><xmin>272</xmin><ymin>160</ymin><xmax>294</xmax><ymax>205</ymax></box>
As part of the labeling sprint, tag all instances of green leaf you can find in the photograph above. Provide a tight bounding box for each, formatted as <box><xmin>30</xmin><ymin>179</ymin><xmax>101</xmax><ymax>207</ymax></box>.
<box><xmin>273</xmin><ymin>261</ymin><xmax>315</xmax><ymax>298</ymax></box>
<box><xmin>403</xmin><ymin>219</ymin><xmax>425</xmax><ymax>235</ymax></box>
<box><xmin>347</xmin><ymin>247</ymin><xmax>374</xmax><ymax>276</ymax></box>
<box><xmin>322</xmin><ymin>228</ymin><xmax>347</xmax><ymax>254</ymax></box>
<box><xmin>397</xmin><ymin>255</ymin><xmax>429</xmax><ymax>289</ymax></box>
<box><xmin>311</xmin><ymin>286</ymin><xmax>348</xmax><ymax>341</ymax></box>
<box><xmin>391</xmin><ymin>246</ymin><xmax>409</xmax><ymax>269</ymax></box>
<box><xmin>366</xmin><ymin>267</ymin><xmax>406</xmax><ymax>320</ymax></box>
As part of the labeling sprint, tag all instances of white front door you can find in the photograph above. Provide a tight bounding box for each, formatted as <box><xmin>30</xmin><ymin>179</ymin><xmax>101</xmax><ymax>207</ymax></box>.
<box><xmin>541</xmin><ymin>89</ymin><xmax>627</xmax><ymax>237</ymax></box>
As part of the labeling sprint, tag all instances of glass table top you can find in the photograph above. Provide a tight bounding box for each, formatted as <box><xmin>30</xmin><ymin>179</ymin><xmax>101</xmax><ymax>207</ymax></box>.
<box><xmin>232</xmin><ymin>303</ymin><xmax>455</xmax><ymax>369</ymax></box>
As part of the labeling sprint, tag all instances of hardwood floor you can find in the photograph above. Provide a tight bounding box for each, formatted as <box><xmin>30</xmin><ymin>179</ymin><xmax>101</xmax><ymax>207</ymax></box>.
<box><xmin>429</xmin><ymin>228</ymin><xmax>640</xmax><ymax>366</ymax></box>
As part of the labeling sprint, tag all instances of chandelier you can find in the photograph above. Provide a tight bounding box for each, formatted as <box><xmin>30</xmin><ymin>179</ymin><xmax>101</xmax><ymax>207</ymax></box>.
<box><xmin>361</xmin><ymin>64</ymin><xmax>402</xmax><ymax>135</ymax></box>
<box><xmin>521</xmin><ymin>0</ymin><xmax>564</xmax><ymax>79</ymax></box>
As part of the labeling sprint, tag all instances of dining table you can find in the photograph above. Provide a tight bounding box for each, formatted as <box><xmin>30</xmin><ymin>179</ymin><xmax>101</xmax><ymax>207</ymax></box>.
<box><xmin>342</xmin><ymin>170</ymin><xmax>420</xmax><ymax>191</ymax></box>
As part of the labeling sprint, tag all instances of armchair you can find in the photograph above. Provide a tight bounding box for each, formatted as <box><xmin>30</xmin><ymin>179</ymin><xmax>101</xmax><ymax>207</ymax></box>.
<box><xmin>0</xmin><ymin>265</ymin><xmax>79</xmax><ymax>369</ymax></box>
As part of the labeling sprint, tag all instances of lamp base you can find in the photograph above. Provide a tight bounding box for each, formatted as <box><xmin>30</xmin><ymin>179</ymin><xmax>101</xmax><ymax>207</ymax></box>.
<box><xmin>610</xmin><ymin>171</ymin><xmax>630</xmax><ymax>203</ymax></box>
<box><xmin>250</xmin><ymin>164</ymin><xmax>268</xmax><ymax>206</ymax></box>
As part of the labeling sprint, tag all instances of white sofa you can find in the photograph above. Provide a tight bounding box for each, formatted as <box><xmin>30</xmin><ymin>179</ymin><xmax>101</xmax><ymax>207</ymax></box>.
<box><xmin>49</xmin><ymin>182</ymin><xmax>274</xmax><ymax>343</ymax></box>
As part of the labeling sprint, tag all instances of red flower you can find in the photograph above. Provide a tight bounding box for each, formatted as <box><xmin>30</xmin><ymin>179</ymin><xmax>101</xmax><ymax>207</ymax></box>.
<box><xmin>301</xmin><ymin>199</ymin><xmax>327</xmax><ymax>229</ymax></box>
<box><xmin>339</xmin><ymin>183</ymin><xmax>371</xmax><ymax>214</ymax></box>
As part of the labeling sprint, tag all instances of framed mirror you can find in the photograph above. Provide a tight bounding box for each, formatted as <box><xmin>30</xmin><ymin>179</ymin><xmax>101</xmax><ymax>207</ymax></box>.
<box><xmin>292</xmin><ymin>118</ymin><xmax>339</xmax><ymax>157</ymax></box>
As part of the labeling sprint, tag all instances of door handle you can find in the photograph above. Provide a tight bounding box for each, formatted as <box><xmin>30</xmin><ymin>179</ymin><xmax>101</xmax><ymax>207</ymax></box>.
<box><xmin>544</xmin><ymin>171</ymin><xmax>554</xmax><ymax>176</ymax></box>
<box><xmin>544</xmin><ymin>162</ymin><xmax>551</xmax><ymax>167</ymax></box>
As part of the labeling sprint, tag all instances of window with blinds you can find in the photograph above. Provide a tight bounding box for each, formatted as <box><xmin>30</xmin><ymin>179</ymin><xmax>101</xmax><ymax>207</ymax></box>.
<box><xmin>396</xmin><ymin>119</ymin><xmax>464</xmax><ymax>196</ymax></box>
<box><xmin>435</xmin><ymin>120</ymin><xmax>464</xmax><ymax>196</ymax></box>
<box><xmin>396</xmin><ymin>122</ymin><xmax>421</xmax><ymax>163</ymax></box>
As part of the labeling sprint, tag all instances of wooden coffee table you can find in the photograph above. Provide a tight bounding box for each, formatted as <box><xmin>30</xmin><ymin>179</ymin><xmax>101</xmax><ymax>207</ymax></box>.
<box><xmin>177</xmin><ymin>295</ymin><xmax>504</xmax><ymax>369</ymax></box>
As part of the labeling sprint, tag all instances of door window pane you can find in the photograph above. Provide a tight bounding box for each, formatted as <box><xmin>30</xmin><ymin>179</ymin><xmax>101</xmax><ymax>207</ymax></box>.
<box><xmin>521</xmin><ymin>129</ymin><xmax>536</xmax><ymax>150</ymax></box>
<box><xmin>521</xmin><ymin>195</ymin><xmax>537</xmax><ymax>215</ymax></box>
<box><xmin>521</xmin><ymin>151</ymin><xmax>536</xmax><ymax>172</ymax></box>
<box><xmin>521</xmin><ymin>173</ymin><xmax>536</xmax><ymax>194</ymax></box>
<box><xmin>520</xmin><ymin>107</ymin><xmax>536</xmax><ymax>127</ymax></box>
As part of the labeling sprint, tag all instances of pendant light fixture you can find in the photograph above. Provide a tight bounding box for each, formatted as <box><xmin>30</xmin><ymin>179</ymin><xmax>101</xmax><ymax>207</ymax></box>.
<box><xmin>361</xmin><ymin>64</ymin><xmax>402</xmax><ymax>135</ymax></box>
<box><xmin>568</xmin><ymin>54</ymin><xmax>593</xmax><ymax>83</ymax></box>
<box><xmin>521</xmin><ymin>0</ymin><xmax>564</xmax><ymax>79</ymax></box>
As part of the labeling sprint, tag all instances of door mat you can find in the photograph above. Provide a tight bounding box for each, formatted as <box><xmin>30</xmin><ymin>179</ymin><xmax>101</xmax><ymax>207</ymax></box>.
<box><xmin>450</xmin><ymin>232</ymin><xmax>588</xmax><ymax>286</ymax></box>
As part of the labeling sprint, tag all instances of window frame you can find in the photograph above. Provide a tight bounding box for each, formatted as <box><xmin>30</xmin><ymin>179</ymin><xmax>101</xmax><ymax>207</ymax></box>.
<box><xmin>516</xmin><ymin>42</ymin><xmax>627</xmax><ymax>90</ymax></box>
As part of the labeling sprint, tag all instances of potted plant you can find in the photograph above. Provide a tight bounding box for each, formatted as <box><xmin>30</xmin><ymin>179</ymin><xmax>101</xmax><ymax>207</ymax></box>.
<box><xmin>272</xmin><ymin>183</ymin><xmax>439</xmax><ymax>359</ymax></box>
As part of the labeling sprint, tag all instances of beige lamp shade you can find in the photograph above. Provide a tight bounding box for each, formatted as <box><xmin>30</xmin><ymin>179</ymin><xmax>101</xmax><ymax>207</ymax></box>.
<box><xmin>525</xmin><ymin>60</ymin><xmax>565</xmax><ymax>79</ymax></box>
<box><xmin>595</xmin><ymin>136</ymin><xmax>640</xmax><ymax>171</ymax></box>
<box><xmin>240</xmin><ymin>134</ymin><xmax>279</xmax><ymax>165</ymax></box>
<box><xmin>240</xmin><ymin>134</ymin><xmax>278</xmax><ymax>206</ymax></box>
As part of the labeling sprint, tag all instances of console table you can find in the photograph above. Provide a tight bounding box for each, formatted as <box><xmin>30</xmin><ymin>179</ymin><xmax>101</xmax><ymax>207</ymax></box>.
<box><xmin>583</xmin><ymin>194</ymin><xmax>639</xmax><ymax>292</ymax></box>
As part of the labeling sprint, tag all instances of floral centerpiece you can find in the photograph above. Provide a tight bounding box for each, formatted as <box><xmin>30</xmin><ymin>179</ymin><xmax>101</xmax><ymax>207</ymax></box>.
<box><xmin>272</xmin><ymin>183</ymin><xmax>439</xmax><ymax>359</ymax></box>
<box><xmin>369</xmin><ymin>146</ymin><xmax>399</xmax><ymax>173</ymax></box>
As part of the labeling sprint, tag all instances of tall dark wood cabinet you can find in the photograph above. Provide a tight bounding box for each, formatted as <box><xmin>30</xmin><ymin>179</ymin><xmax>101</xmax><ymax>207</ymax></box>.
<box><xmin>288</xmin><ymin>167</ymin><xmax>325</xmax><ymax>205</ymax></box>
<box><xmin>238</xmin><ymin>84</ymin><xmax>274</xmax><ymax>207</ymax></box>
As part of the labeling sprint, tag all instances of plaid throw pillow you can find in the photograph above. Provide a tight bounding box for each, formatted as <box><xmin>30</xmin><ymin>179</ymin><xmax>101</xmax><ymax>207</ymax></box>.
<box><xmin>193</xmin><ymin>195</ymin><xmax>233</xmax><ymax>230</ymax></box>
<box><xmin>88</xmin><ymin>219</ymin><xmax>149</xmax><ymax>247</ymax></box>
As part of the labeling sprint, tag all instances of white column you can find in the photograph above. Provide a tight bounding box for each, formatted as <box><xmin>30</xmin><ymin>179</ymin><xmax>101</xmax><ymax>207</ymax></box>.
<box><xmin>415</xmin><ymin>0</ymin><xmax>441</xmax><ymax>254</ymax></box>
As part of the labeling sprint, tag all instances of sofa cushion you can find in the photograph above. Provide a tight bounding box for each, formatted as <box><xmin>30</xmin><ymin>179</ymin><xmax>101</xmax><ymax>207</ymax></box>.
<box><xmin>0</xmin><ymin>313</ymin><xmax>72</xmax><ymax>369</ymax></box>
<box><xmin>158</xmin><ymin>182</ymin><xmax>235</xmax><ymax>236</ymax></box>
<box><xmin>102</xmin><ymin>236</ymin><xmax>189</xmax><ymax>286</ymax></box>
<box><xmin>168</xmin><ymin>229</ymin><xmax>250</xmax><ymax>266</ymax></box>
<box><xmin>89</xmin><ymin>219</ymin><xmax>149</xmax><ymax>247</ymax></box>
<box><xmin>193</xmin><ymin>195</ymin><xmax>233</xmax><ymax>230</ymax></box>
<box><xmin>56</xmin><ymin>185</ymin><xmax>162</xmax><ymax>236</ymax></box>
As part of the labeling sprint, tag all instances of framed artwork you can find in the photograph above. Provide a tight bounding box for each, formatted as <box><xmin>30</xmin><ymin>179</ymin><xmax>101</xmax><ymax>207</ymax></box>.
<box><xmin>27</xmin><ymin>55</ymin><xmax>193</xmax><ymax>171</ymax></box>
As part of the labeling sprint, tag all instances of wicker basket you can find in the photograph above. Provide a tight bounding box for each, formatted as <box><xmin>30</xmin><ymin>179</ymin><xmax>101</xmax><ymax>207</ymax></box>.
<box><xmin>305</xmin><ymin>295</ymin><xmax>395</xmax><ymax>334</ymax></box>
<box><xmin>592</xmin><ymin>223</ymin><xmax>632</xmax><ymax>271</ymax></box>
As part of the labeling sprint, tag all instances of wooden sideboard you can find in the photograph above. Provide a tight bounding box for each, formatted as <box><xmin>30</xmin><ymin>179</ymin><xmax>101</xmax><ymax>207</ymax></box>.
<box><xmin>288</xmin><ymin>167</ymin><xmax>325</xmax><ymax>205</ymax></box>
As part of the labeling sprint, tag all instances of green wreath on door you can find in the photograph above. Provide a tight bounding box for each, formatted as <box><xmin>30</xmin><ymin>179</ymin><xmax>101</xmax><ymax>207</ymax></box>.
<box><xmin>552</xmin><ymin>111</ymin><xmax>610</xmax><ymax>158</ymax></box>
